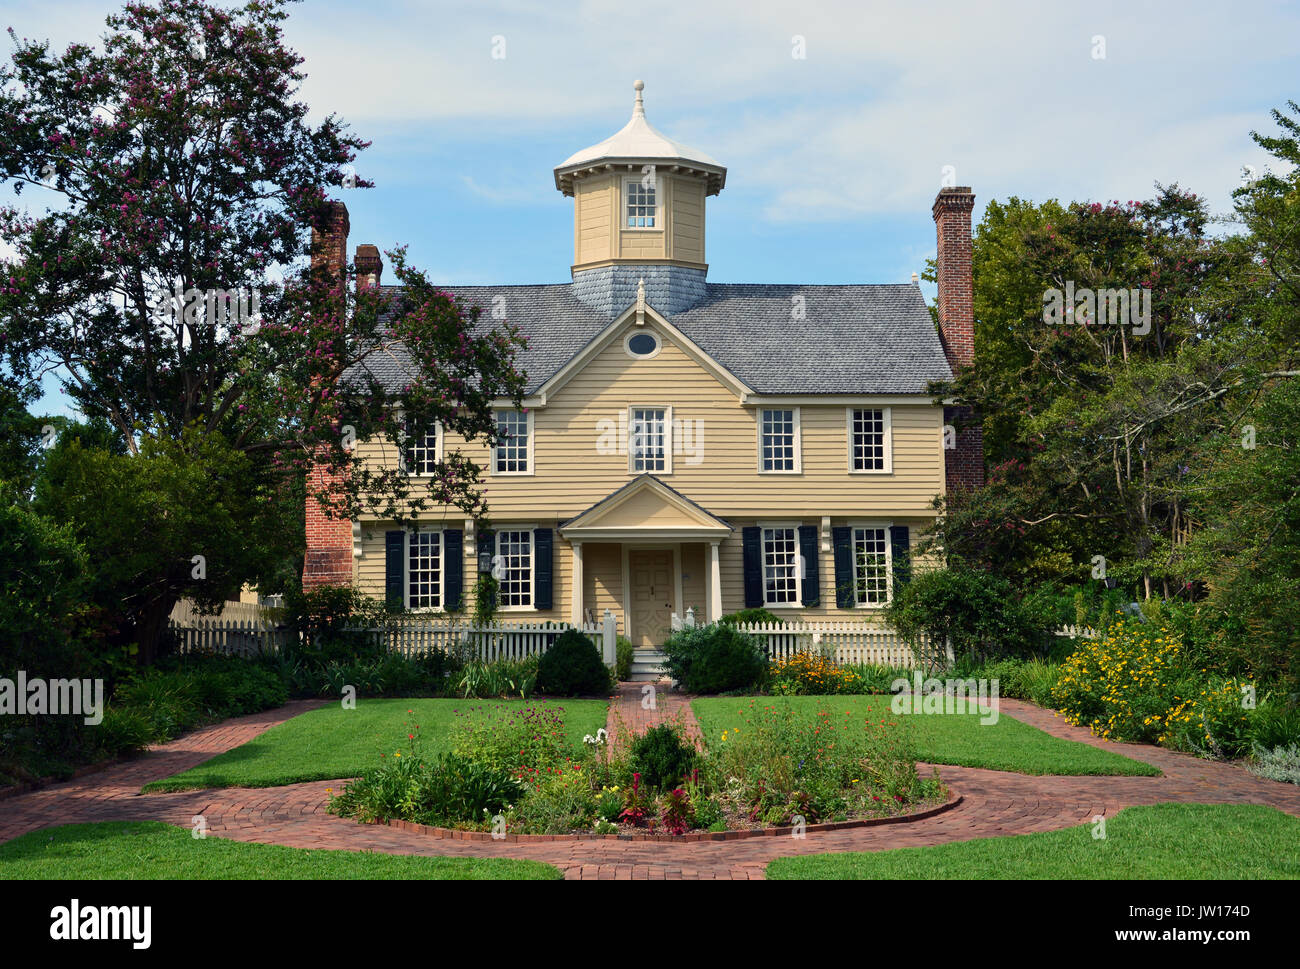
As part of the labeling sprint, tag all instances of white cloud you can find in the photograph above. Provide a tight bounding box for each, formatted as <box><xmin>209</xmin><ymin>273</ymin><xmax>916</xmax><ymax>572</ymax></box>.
<box><xmin>7</xmin><ymin>0</ymin><xmax>1298</xmax><ymax>226</ymax></box>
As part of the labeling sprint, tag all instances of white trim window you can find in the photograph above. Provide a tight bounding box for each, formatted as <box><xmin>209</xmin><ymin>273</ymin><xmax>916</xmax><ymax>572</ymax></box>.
<box><xmin>495</xmin><ymin>529</ymin><xmax>534</xmax><ymax>609</ymax></box>
<box><xmin>407</xmin><ymin>529</ymin><xmax>443</xmax><ymax>610</ymax></box>
<box><xmin>403</xmin><ymin>419</ymin><xmax>442</xmax><ymax>476</ymax></box>
<box><xmin>624</xmin><ymin>176</ymin><xmax>658</xmax><ymax>229</ymax></box>
<box><xmin>759</xmin><ymin>408</ymin><xmax>800</xmax><ymax>473</ymax></box>
<box><xmin>629</xmin><ymin>406</ymin><xmax>670</xmax><ymax>474</ymax></box>
<box><xmin>848</xmin><ymin>407</ymin><xmax>892</xmax><ymax>473</ymax></box>
<box><xmin>853</xmin><ymin>525</ymin><xmax>891</xmax><ymax>606</ymax></box>
<box><xmin>493</xmin><ymin>409</ymin><xmax>532</xmax><ymax>475</ymax></box>
<box><xmin>761</xmin><ymin>525</ymin><xmax>801</xmax><ymax>606</ymax></box>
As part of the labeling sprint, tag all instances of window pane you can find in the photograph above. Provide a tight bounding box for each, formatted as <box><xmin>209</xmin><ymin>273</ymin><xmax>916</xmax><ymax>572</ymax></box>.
<box><xmin>627</xmin><ymin>333</ymin><xmax>657</xmax><ymax>356</ymax></box>
<box><xmin>495</xmin><ymin>411</ymin><xmax>528</xmax><ymax>473</ymax></box>
<box><xmin>853</xmin><ymin>527</ymin><xmax>889</xmax><ymax>604</ymax></box>
<box><xmin>763</xmin><ymin>527</ymin><xmax>799</xmax><ymax>604</ymax></box>
<box><xmin>630</xmin><ymin>407</ymin><xmax>667</xmax><ymax>472</ymax></box>
<box><xmin>761</xmin><ymin>409</ymin><xmax>795</xmax><ymax>471</ymax></box>
<box><xmin>408</xmin><ymin>531</ymin><xmax>442</xmax><ymax>609</ymax></box>
<box><xmin>404</xmin><ymin>419</ymin><xmax>439</xmax><ymax>475</ymax></box>
<box><xmin>852</xmin><ymin>409</ymin><xmax>885</xmax><ymax>471</ymax></box>
<box><xmin>626</xmin><ymin>182</ymin><xmax>656</xmax><ymax>228</ymax></box>
<box><xmin>496</xmin><ymin>530</ymin><xmax>532</xmax><ymax>607</ymax></box>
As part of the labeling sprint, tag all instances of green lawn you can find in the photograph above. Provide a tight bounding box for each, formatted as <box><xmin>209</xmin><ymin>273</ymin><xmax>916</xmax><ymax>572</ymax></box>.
<box><xmin>144</xmin><ymin>697</ymin><xmax>610</xmax><ymax>791</ymax></box>
<box><xmin>692</xmin><ymin>695</ymin><xmax>1160</xmax><ymax>776</ymax></box>
<box><xmin>0</xmin><ymin>822</ymin><xmax>561</xmax><ymax>880</ymax></box>
<box><xmin>767</xmin><ymin>803</ymin><xmax>1300</xmax><ymax>879</ymax></box>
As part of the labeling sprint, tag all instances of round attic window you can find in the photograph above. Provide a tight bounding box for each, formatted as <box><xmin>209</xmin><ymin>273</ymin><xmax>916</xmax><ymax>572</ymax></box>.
<box><xmin>625</xmin><ymin>332</ymin><xmax>659</xmax><ymax>357</ymax></box>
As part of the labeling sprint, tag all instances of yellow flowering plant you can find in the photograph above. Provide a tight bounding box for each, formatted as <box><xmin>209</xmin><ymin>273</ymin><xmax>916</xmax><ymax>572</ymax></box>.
<box><xmin>770</xmin><ymin>651</ymin><xmax>864</xmax><ymax>696</ymax></box>
<box><xmin>1051</xmin><ymin>618</ymin><xmax>1256</xmax><ymax>754</ymax></box>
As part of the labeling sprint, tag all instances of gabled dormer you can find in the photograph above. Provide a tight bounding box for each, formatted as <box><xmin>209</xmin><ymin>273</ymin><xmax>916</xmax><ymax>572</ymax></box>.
<box><xmin>554</xmin><ymin>81</ymin><xmax>726</xmax><ymax>315</ymax></box>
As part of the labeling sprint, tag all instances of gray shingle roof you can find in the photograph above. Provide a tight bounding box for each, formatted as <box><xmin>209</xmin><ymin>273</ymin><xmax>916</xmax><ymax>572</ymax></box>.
<box><xmin>344</xmin><ymin>281</ymin><xmax>952</xmax><ymax>397</ymax></box>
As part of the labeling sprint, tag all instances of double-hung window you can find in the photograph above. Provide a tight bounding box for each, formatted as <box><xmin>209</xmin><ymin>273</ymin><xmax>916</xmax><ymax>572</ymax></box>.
<box><xmin>759</xmin><ymin>408</ymin><xmax>800</xmax><ymax>473</ymax></box>
<box><xmin>629</xmin><ymin>406</ymin><xmax>669</xmax><ymax>473</ymax></box>
<box><xmin>852</xmin><ymin>525</ymin><xmax>891</xmax><ymax>606</ymax></box>
<box><xmin>848</xmin><ymin>407</ymin><xmax>891</xmax><ymax>473</ymax></box>
<box><xmin>494</xmin><ymin>410</ymin><xmax>532</xmax><ymax>475</ymax></box>
<box><xmin>761</xmin><ymin>525</ymin><xmax>800</xmax><ymax>606</ymax></box>
<box><xmin>494</xmin><ymin>529</ymin><xmax>534</xmax><ymax>608</ymax></box>
<box><xmin>407</xmin><ymin>530</ymin><xmax>443</xmax><ymax>610</ymax></box>
<box><xmin>403</xmin><ymin>419</ymin><xmax>441</xmax><ymax>475</ymax></box>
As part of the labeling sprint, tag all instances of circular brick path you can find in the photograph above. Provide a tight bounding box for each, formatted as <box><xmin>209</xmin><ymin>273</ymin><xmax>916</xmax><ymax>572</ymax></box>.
<box><xmin>1</xmin><ymin>692</ymin><xmax>1297</xmax><ymax>880</ymax></box>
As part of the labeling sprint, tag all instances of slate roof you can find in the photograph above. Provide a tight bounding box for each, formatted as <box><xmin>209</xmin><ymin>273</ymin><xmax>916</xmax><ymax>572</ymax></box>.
<box><xmin>343</xmin><ymin>281</ymin><xmax>952</xmax><ymax>397</ymax></box>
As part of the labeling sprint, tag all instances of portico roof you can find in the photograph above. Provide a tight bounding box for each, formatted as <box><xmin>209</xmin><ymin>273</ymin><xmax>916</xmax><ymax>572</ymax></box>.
<box><xmin>558</xmin><ymin>474</ymin><xmax>732</xmax><ymax>541</ymax></box>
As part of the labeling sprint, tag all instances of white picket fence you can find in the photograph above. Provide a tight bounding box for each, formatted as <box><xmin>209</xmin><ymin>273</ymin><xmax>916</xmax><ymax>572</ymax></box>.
<box><xmin>376</xmin><ymin>618</ymin><xmax>612</xmax><ymax>662</ymax></box>
<box><xmin>168</xmin><ymin>617</ymin><xmax>294</xmax><ymax>657</ymax></box>
<box><xmin>729</xmin><ymin>621</ymin><xmax>939</xmax><ymax>668</ymax></box>
<box><xmin>166</xmin><ymin>610</ymin><xmax>619</xmax><ymax>665</ymax></box>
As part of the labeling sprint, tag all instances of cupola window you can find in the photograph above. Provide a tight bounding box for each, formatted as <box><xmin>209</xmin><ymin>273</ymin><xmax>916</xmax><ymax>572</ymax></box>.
<box><xmin>626</xmin><ymin>179</ymin><xmax>657</xmax><ymax>228</ymax></box>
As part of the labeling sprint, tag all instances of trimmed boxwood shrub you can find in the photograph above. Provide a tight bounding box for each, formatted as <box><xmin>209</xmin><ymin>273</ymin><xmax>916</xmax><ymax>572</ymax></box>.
<box><xmin>615</xmin><ymin>636</ymin><xmax>634</xmax><ymax>682</ymax></box>
<box><xmin>661</xmin><ymin>623</ymin><xmax>768</xmax><ymax>694</ymax></box>
<box><xmin>629</xmin><ymin>723</ymin><xmax>697</xmax><ymax>790</ymax></box>
<box><xmin>718</xmin><ymin>607</ymin><xmax>783</xmax><ymax>627</ymax></box>
<box><xmin>536</xmin><ymin>629</ymin><xmax>612</xmax><ymax>696</ymax></box>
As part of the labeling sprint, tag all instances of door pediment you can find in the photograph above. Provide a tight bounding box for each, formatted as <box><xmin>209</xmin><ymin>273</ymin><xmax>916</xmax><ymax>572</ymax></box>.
<box><xmin>559</xmin><ymin>474</ymin><xmax>731</xmax><ymax>541</ymax></box>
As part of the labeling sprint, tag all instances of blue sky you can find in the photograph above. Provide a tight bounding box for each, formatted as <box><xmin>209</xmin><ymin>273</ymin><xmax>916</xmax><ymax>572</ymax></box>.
<box><xmin>6</xmin><ymin>0</ymin><xmax>1299</xmax><ymax>416</ymax></box>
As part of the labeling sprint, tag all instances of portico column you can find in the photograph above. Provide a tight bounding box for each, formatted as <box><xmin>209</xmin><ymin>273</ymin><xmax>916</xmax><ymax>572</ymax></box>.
<box><xmin>570</xmin><ymin>540</ymin><xmax>584</xmax><ymax>626</ymax></box>
<box><xmin>709</xmin><ymin>541</ymin><xmax>723</xmax><ymax>622</ymax></box>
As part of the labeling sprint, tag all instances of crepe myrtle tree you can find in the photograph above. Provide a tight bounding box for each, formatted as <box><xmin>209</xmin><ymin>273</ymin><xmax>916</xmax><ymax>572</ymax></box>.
<box><xmin>0</xmin><ymin>0</ymin><xmax>373</xmax><ymax>445</ymax></box>
<box><xmin>253</xmin><ymin>245</ymin><xmax>528</xmax><ymax>526</ymax></box>
<box><xmin>0</xmin><ymin>0</ymin><xmax>527</xmax><ymax>655</ymax></box>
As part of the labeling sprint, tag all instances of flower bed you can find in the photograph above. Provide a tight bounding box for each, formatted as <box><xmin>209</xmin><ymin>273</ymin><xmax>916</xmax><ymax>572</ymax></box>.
<box><xmin>328</xmin><ymin>700</ymin><xmax>948</xmax><ymax>837</ymax></box>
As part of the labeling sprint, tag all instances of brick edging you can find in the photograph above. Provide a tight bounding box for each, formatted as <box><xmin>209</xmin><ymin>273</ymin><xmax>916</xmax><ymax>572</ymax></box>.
<box><xmin>368</xmin><ymin>790</ymin><xmax>963</xmax><ymax>843</ymax></box>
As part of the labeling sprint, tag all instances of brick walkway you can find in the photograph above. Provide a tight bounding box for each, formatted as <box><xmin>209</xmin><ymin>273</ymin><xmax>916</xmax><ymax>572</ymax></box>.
<box><xmin>603</xmin><ymin>681</ymin><xmax>703</xmax><ymax>751</ymax></box>
<box><xmin>2</xmin><ymin>693</ymin><xmax>1297</xmax><ymax>880</ymax></box>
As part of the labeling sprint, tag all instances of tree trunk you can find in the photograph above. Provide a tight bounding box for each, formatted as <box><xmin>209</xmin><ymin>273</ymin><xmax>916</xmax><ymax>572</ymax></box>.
<box><xmin>134</xmin><ymin>595</ymin><xmax>180</xmax><ymax>667</ymax></box>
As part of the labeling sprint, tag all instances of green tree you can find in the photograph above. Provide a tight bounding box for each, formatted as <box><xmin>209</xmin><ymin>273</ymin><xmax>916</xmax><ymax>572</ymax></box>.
<box><xmin>0</xmin><ymin>0</ymin><xmax>525</xmax><ymax>655</ymax></box>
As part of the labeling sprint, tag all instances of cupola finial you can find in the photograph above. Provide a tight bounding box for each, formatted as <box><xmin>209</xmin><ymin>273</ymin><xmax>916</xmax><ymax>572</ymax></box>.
<box><xmin>632</xmin><ymin>79</ymin><xmax>645</xmax><ymax>118</ymax></box>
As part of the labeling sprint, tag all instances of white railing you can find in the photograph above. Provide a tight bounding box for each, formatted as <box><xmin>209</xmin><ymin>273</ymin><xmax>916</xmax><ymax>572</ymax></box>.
<box><xmin>730</xmin><ymin>621</ymin><xmax>939</xmax><ymax>668</ymax></box>
<box><xmin>166</xmin><ymin>609</ymin><xmax>620</xmax><ymax>665</ymax></box>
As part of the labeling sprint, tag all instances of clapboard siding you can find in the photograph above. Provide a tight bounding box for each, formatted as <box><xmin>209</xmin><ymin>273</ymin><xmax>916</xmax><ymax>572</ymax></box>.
<box><xmin>351</xmin><ymin>328</ymin><xmax>944</xmax><ymax>521</ymax></box>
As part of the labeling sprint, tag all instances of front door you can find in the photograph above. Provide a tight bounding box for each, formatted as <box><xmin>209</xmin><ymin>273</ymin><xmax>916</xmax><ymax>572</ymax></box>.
<box><xmin>629</xmin><ymin>548</ymin><xmax>674</xmax><ymax>647</ymax></box>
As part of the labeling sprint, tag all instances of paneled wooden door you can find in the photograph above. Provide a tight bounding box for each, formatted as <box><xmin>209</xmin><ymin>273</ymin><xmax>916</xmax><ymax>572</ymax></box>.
<box><xmin>628</xmin><ymin>548</ymin><xmax>674</xmax><ymax>647</ymax></box>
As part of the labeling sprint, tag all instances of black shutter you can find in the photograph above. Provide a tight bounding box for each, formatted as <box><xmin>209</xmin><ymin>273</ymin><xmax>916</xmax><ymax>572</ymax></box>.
<box><xmin>742</xmin><ymin>526</ymin><xmax>763</xmax><ymax>608</ymax></box>
<box><xmin>384</xmin><ymin>530</ymin><xmax>405</xmax><ymax>610</ymax></box>
<box><xmin>798</xmin><ymin>525</ymin><xmax>820</xmax><ymax>606</ymax></box>
<box><xmin>889</xmin><ymin>525</ymin><xmax>912</xmax><ymax>589</ymax></box>
<box><xmin>832</xmin><ymin>526</ymin><xmax>854</xmax><ymax>608</ymax></box>
<box><xmin>443</xmin><ymin>529</ymin><xmax>463</xmax><ymax>610</ymax></box>
<box><xmin>533</xmin><ymin>528</ymin><xmax>553</xmax><ymax>610</ymax></box>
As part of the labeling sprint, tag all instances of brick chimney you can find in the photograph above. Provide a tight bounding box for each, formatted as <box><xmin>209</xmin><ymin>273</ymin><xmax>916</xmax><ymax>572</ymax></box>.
<box><xmin>311</xmin><ymin>200</ymin><xmax>350</xmax><ymax>284</ymax></box>
<box><xmin>303</xmin><ymin>200</ymin><xmax>354</xmax><ymax>589</ymax></box>
<box><xmin>355</xmin><ymin>244</ymin><xmax>382</xmax><ymax>291</ymax></box>
<box><xmin>932</xmin><ymin>186</ymin><xmax>984</xmax><ymax>490</ymax></box>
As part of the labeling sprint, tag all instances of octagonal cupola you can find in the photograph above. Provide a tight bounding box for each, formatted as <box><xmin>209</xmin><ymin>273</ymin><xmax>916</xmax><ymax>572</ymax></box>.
<box><xmin>555</xmin><ymin>81</ymin><xmax>726</xmax><ymax>315</ymax></box>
